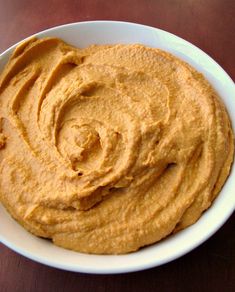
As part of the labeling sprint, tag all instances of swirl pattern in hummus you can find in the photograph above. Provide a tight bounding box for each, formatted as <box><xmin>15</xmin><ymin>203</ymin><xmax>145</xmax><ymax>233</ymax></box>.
<box><xmin>0</xmin><ymin>37</ymin><xmax>233</xmax><ymax>254</ymax></box>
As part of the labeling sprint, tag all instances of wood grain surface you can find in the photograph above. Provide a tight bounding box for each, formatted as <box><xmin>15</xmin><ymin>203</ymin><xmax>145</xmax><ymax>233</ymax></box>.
<box><xmin>0</xmin><ymin>0</ymin><xmax>234</xmax><ymax>291</ymax></box>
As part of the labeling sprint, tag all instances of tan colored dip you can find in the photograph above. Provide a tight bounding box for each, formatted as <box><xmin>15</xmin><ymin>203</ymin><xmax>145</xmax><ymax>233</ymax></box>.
<box><xmin>0</xmin><ymin>37</ymin><xmax>234</xmax><ymax>254</ymax></box>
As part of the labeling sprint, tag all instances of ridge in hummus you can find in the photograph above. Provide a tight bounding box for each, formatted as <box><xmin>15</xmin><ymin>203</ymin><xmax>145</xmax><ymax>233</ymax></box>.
<box><xmin>0</xmin><ymin>37</ymin><xmax>234</xmax><ymax>254</ymax></box>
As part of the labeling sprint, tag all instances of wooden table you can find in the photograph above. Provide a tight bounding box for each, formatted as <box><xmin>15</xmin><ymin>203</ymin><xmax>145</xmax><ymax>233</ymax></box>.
<box><xmin>0</xmin><ymin>0</ymin><xmax>234</xmax><ymax>291</ymax></box>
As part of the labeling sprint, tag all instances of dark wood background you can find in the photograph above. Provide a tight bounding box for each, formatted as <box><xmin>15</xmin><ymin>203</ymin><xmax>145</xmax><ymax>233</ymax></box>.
<box><xmin>0</xmin><ymin>0</ymin><xmax>234</xmax><ymax>291</ymax></box>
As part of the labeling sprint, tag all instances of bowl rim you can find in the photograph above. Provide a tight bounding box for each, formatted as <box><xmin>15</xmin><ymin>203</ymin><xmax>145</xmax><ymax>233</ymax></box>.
<box><xmin>0</xmin><ymin>20</ymin><xmax>234</xmax><ymax>274</ymax></box>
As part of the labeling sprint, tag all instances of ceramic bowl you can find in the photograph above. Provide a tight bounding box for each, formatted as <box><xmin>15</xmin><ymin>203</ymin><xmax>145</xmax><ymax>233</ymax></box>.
<box><xmin>0</xmin><ymin>21</ymin><xmax>234</xmax><ymax>274</ymax></box>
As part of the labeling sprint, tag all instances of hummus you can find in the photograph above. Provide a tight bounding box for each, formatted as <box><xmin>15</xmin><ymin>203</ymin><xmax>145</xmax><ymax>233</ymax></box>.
<box><xmin>0</xmin><ymin>37</ymin><xmax>234</xmax><ymax>254</ymax></box>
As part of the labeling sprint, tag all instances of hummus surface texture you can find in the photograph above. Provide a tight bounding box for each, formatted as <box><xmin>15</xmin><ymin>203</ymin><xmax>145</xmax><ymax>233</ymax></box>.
<box><xmin>0</xmin><ymin>37</ymin><xmax>234</xmax><ymax>254</ymax></box>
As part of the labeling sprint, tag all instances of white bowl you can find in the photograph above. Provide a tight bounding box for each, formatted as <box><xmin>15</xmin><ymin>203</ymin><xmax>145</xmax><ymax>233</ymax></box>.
<box><xmin>0</xmin><ymin>21</ymin><xmax>234</xmax><ymax>274</ymax></box>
